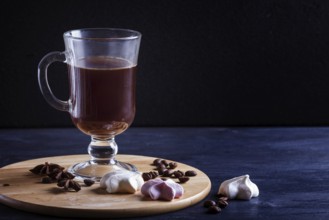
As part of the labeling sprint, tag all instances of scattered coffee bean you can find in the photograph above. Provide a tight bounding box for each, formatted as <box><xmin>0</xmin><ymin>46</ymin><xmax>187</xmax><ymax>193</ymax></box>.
<box><xmin>157</xmin><ymin>166</ymin><xmax>167</xmax><ymax>175</ymax></box>
<box><xmin>151</xmin><ymin>158</ymin><xmax>196</xmax><ymax>185</ymax></box>
<box><xmin>207</xmin><ymin>205</ymin><xmax>221</xmax><ymax>214</ymax></box>
<box><xmin>178</xmin><ymin>177</ymin><xmax>190</xmax><ymax>183</ymax></box>
<box><xmin>3</xmin><ymin>183</ymin><xmax>10</xmax><ymax>187</ymax></box>
<box><xmin>84</xmin><ymin>179</ymin><xmax>95</xmax><ymax>186</ymax></box>
<box><xmin>161</xmin><ymin>160</ymin><xmax>169</xmax><ymax>167</ymax></box>
<box><xmin>173</xmin><ymin>170</ymin><xmax>184</xmax><ymax>178</ymax></box>
<box><xmin>156</xmin><ymin>163</ymin><xmax>166</xmax><ymax>170</ymax></box>
<box><xmin>185</xmin><ymin>170</ymin><xmax>197</xmax><ymax>177</ymax></box>
<box><xmin>168</xmin><ymin>162</ymin><xmax>177</xmax><ymax>169</ymax></box>
<box><xmin>203</xmin><ymin>200</ymin><xmax>217</xmax><ymax>208</ymax></box>
<box><xmin>163</xmin><ymin>169</ymin><xmax>175</xmax><ymax>177</ymax></box>
<box><xmin>142</xmin><ymin>171</ymin><xmax>159</xmax><ymax>181</ymax></box>
<box><xmin>217</xmin><ymin>199</ymin><xmax>228</xmax><ymax>208</ymax></box>
<box><xmin>150</xmin><ymin>171</ymin><xmax>158</xmax><ymax>178</ymax></box>
<box><xmin>153</xmin><ymin>158</ymin><xmax>163</xmax><ymax>166</ymax></box>
<box><xmin>203</xmin><ymin>194</ymin><xmax>229</xmax><ymax>214</ymax></box>
<box><xmin>158</xmin><ymin>169</ymin><xmax>167</xmax><ymax>176</ymax></box>
<box><xmin>142</xmin><ymin>173</ymin><xmax>152</xmax><ymax>181</ymax></box>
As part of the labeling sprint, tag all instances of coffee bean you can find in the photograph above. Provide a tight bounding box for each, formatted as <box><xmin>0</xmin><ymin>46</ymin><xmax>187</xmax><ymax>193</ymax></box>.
<box><xmin>178</xmin><ymin>177</ymin><xmax>190</xmax><ymax>183</ymax></box>
<box><xmin>203</xmin><ymin>194</ymin><xmax>229</xmax><ymax>214</ymax></box>
<box><xmin>142</xmin><ymin>171</ymin><xmax>159</xmax><ymax>181</ymax></box>
<box><xmin>153</xmin><ymin>158</ymin><xmax>163</xmax><ymax>166</ymax></box>
<box><xmin>157</xmin><ymin>163</ymin><xmax>166</xmax><ymax>171</ymax></box>
<box><xmin>158</xmin><ymin>168</ymin><xmax>167</xmax><ymax>176</ymax></box>
<box><xmin>203</xmin><ymin>200</ymin><xmax>216</xmax><ymax>208</ymax></box>
<box><xmin>207</xmin><ymin>205</ymin><xmax>221</xmax><ymax>214</ymax></box>
<box><xmin>217</xmin><ymin>199</ymin><xmax>228</xmax><ymax>208</ymax></box>
<box><xmin>168</xmin><ymin>162</ymin><xmax>177</xmax><ymax>169</ymax></box>
<box><xmin>142</xmin><ymin>173</ymin><xmax>152</xmax><ymax>181</ymax></box>
<box><xmin>83</xmin><ymin>179</ymin><xmax>95</xmax><ymax>186</ymax></box>
<box><xmin>161</xmin><ymin>160</ymin><xmax>169</xmax><ymax>167</ymax></box>
<box><xmin>2</xmin><ymin>183</ymin><xmax>10</xmax><ymax>187</ymax></box>
<box><xmin>185</xmin><ymin>170</ymin><xmax>197</xmax><ymax>177</ymax></box>
<box><xmin>173</xmin><ymin>170</ymin><xmax>184</xmax><ymax>178</ymax></box>
<box><xmin>149</xmin><ymin>171</ymin><xmax>158</xmax><ymax>178</ymax></box>
<box><xmin>163</xmin><ymin>169</ymin><xmax>175</xmax><ymax>177</ymax></box>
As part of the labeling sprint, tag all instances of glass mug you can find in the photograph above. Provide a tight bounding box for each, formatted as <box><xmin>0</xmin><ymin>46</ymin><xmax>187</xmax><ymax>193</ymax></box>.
<box><xmin>38</xmin><ymin>28</ymin><xmax>141</xmax><ymax>181</ymax></box>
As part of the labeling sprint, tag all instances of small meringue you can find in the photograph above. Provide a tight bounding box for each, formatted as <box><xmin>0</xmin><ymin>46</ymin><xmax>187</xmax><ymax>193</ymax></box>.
<box><xmin>100</xmin><ymin>170</ymin><xmax>144</xmax><ymax>194</ymax></box>
<box><xmin>141</xmin><ymin>178</ymin><xmax>184</xmax><ymax>201</ymax></box>
<box><xmin>218</xmin><ymin>174</ymin><xmax>259</xmax><ymax>200</ymax></box>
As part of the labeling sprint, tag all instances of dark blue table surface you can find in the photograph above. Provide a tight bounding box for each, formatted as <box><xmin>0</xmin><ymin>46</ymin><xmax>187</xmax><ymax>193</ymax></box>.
<box><xmin>1</xmin><ymin>127</ymin><xmax>329</xmax><ymax>219</ymax></box>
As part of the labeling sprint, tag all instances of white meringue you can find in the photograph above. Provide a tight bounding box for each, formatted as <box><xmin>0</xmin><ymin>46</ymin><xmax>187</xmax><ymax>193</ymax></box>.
<box><xmin>100</xmin><ymin>170</ymin><xmax>144</xmax><ymax>194</ymax></box>
<box><xmin>218</xmin><ymin>174</ymin><xmax>259</xmax><ymax>200</ymax></box>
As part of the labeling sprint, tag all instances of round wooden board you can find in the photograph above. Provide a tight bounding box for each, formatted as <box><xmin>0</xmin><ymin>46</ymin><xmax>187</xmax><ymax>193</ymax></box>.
<box><xmin>0</xmin><ymin>154</ymin><xmax>211</xmax><ymax>218</ymax></box>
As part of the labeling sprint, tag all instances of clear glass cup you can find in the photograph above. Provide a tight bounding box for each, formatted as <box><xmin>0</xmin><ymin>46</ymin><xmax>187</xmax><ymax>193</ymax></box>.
<box><xmin>38</xmin><ymin>28</ymin><xmax>141</xmax><ymax>181</ymax></box>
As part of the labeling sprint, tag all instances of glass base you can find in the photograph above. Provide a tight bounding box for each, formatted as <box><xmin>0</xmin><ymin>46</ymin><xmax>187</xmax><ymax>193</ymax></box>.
<box><xmin>67</xmin><ymin>136</ymin><xmax>137</xmax><ymax>182</ymax></box>
<box><xmin>68</xmin><ymin>159</ymin><xmax>137</xmax><ymax>182</ymax></box>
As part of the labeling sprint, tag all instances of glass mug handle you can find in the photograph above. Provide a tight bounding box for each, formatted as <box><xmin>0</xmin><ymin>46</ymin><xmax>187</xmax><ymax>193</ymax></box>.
<box><xmin>38</xmin><ymin>51</ymin><xmax>70</xmax><ymax>112</ymax></box>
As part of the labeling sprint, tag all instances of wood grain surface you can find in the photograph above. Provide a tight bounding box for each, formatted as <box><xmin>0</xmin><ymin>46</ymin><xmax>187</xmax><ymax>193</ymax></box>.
<box><xmin>0</xmin><ymin>154</ymin><xmax>211</xmax><ymax>218</ymax></box>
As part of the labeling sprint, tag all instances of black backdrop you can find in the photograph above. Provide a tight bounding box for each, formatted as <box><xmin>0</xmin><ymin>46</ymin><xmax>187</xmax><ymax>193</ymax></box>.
<box><xmin>1</xmin><ymin>0</ymin><xmax>329</xmax><ymax>127</ymax></box>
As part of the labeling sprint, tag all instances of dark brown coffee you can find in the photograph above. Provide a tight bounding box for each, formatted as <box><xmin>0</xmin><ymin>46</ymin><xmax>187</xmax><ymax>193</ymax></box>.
<box><xmin>68</xmin><ymin>56</ymin><xmax>136</xmax><ymax>137</ymax></box>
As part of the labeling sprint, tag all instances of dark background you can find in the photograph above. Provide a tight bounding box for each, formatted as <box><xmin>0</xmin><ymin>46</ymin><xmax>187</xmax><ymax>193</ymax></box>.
<box><xmin>1</xmin><ymin>0</ymin><xmax>329</xmax><ymax>128</ymax></box>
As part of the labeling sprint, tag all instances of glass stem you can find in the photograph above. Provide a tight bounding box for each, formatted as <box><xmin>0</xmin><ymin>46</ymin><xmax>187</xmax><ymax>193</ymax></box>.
<box><xmin>88</xmin><ymin>136</ymin><xmax>118</xmax><ymax>165</ymax></box>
